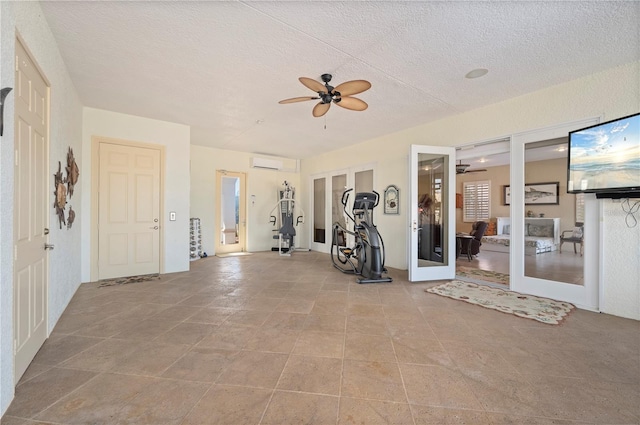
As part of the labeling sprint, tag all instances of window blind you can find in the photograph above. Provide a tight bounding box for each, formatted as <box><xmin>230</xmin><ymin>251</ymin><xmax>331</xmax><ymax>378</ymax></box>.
<box><xmin>463</xmin><ymin>181</ymin><xmax>490</xmax><ymax>222</ymax></box>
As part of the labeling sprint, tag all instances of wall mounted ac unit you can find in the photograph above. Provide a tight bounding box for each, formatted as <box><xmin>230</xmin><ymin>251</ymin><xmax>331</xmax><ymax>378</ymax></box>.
<box><xmin>251</xmin><ymin>157</ymin><xmax>283</xmax><ymax>170</ymax></box>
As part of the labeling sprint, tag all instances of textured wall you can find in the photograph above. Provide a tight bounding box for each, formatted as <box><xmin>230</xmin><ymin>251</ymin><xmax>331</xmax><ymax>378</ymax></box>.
<box><xmin>601</xmin><ymin>199</ymin><xmax>640</xmax><ymax>320</ymax></box>
<box><xmin>1</xmin><ymin>1</ymin><xmax>83</xmax><ymax>415</ymax></box>
<box><xmin>190</xmin><ymin>145</ymin><xmax>301</xmax><ymax>255</ymax></box>
<box><xmin>81</xmin><ymin>108</ymin><xmax>191</xmax><ymax>282</ymax></box>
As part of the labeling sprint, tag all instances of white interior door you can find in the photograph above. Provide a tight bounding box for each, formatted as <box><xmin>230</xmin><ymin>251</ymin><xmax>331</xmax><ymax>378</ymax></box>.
<box><xmin>409</xmin><ymin>145</ymin><xmax>456</xmax><ymax>281</ymax></box>
<box><xmin>215</xmin><ymin>170</ymin><xmax>246</xmax><ymax>254</ymax></box>
<box><xmin>98</xmin><ymin>143</ymin><xmax>161</xmax><ymax>279</ymax></box>
<box><xmin>13</xmin><ymin>39</ymin><xmax>49</xmax><ymax>381</ymax></box>
<box><xmin>511</xmin><ymin>119</ymin><xmax>600</xmax><ymax>310</ymax></box>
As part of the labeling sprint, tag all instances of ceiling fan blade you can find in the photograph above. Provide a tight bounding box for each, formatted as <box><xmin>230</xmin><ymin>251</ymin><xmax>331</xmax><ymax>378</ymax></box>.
<box><xmin>278</xmin><ymin>96</ymin><xmax>318</xmax><ymax>104</ymax></box>
<box><xmin>312</xmin><ymin>101</ymin><xmax>331</xmax><ymax>117</ymax></box>
<box><xmin>299</xmin><ymin>77</ymin><xmax>326</xmax><ymax>93</ymax></box>
<box><xmin>466</xmin><ymin>169</ymin><xmax>487</xmax><ymax>173</ymax></box>
<box><xmin>334</xmin><ymin>80</ymin><xmax>371</xmax><ymax>96</ymax></box>
<box><xmin>335</xmin><ymin>96</ymin><xmax>368</xmax><ymax>111</ymax></box>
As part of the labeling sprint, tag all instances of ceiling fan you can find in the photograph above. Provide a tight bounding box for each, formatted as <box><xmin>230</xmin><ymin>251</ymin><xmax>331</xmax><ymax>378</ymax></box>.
<box><xmin>279</xmin><ymin>74</ymin><xmax>371</xmax><ymax>118</ymax></box>
<box><xmin>456</xmin><ymin>160</ymin><xmax>487</xmax><ymax>174</ymax></box>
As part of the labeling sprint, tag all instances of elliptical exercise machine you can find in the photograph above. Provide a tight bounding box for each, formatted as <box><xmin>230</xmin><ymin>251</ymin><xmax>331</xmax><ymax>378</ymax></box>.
<box><xmin>331</xmin><ymin>189</ymin><xmax>392</xmax><ymax>284</ymax></box>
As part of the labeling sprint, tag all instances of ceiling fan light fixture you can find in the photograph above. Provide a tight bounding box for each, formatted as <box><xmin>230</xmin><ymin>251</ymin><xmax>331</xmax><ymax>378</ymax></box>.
<box><xmin>280</xmin><ymin>74</ymin><xmax>371</xmax><ymax>117</ymax></box>
<box><xmin>465</xmin><ymin>68</ymin><xmax>489</xmax><ymax>79</ymax></box>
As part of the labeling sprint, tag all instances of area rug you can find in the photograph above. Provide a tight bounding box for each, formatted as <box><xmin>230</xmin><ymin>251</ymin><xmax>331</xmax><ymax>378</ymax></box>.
<box><xmin>456</xmin><ymin>266</ymin><xmax>509</xmax><ymax>286</ymax></box>
<box><xmin>98</xmin><ymin>273</ymin><xmax>160</xmax><ymax>288</ymax></box>
<box><xmin>426</xmin><ymin>281</ymin><xmax>574</xmax><ymax>324</ymax></box>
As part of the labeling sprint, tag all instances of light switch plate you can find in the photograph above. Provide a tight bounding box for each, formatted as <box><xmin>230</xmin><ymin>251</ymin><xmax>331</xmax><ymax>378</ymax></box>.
<box><xmin>170</xmin><ymin>211</ymin><xmax>176</xmax><ymax>221</ymax></box>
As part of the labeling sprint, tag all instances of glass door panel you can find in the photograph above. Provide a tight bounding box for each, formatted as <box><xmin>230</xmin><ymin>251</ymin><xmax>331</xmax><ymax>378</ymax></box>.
<box><xmin>313</xmin><ymin>177</ymin><xmax>326</xmax><ymax>245</ymax></box>
<box><xmin>332</xmin><ymin>174</ymin><xmax>347</xmax><ymax>247</ymax></box>
<box><xmin>410</xmin><ymin>145</ymin><xmax>456</xmax><ymax>281</ymax></box>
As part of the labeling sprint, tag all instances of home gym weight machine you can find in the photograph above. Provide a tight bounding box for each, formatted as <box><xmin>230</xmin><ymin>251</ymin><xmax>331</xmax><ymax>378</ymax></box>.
<box><xmin>331</xmin><ymin>189</ymin><xmax>392</xmax><ymax>284</ymax></box>
<box><xmin>270</xmin><ymin>181</ymin><xmax>304</xmax><ymax>256</ymax></box>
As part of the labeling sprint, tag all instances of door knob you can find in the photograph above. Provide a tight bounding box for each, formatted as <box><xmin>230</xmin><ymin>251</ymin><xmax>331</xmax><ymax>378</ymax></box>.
<box><xmin>44</xmin><ymin>228</ymin><xmax>50</xmax><ymax>235</ymax></box>
<box><xmin>44</xmin><ymin>243</ymin><xmax>55</xmax><ymax>250</ymax></box>
<box><xmin>149</xmin><ymin>226</ymin><xmax>158</xmax><ymax>230</ymax></box>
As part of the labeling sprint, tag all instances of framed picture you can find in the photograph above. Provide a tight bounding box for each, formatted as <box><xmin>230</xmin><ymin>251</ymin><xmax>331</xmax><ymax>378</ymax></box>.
<box><xmin>384</xmin><ymin>185</ymin><xmax>399</xmax><ymax>214</ymax></box>
<box><xmin>504</xmin><ymin>182</ymin><xmax>559</xmax><ymax>205</ymax></box>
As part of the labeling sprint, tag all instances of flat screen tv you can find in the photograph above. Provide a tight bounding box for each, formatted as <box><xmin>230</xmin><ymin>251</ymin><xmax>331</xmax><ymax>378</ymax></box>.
<box><xmin>567</xmin><ymin>113</ymin><xmax>640</xmax><ymax>196</ymax></box>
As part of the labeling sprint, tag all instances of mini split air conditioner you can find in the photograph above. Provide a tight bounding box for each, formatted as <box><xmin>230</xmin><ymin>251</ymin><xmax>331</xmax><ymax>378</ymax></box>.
<box><xmin>251</xmin><ymin>157</ymin><xmax>283</xmax><ymax>170</ymax></box>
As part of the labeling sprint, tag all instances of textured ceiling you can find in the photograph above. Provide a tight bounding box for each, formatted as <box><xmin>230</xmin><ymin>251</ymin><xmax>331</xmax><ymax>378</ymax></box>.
<box><xmin>40</xmin><ymin>1</ymin><xmax>639</xmax><ymax>159</ymax></box>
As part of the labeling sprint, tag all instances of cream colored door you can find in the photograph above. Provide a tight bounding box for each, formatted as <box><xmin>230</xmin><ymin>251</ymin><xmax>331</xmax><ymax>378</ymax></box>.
<box><xmin>215</xmin><ymin>170</ymin><xmax>246</xmax><ymax>254</ymax></box>
<box><xmin>98</xmin><ymin>143</ymin><xmax>160</xmax><ymax>279</ymax></box>
<box><xmin>14</xmin><ymin>40</ymin><xmax>49</xmax><ymax>381</ymax></box>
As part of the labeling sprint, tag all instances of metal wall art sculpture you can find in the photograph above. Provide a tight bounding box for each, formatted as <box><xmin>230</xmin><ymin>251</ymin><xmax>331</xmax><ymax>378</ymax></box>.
<box><xmin>53</xmin><ymin>147</ymin><xmax>80</xmax><ymax>229</ymax></box>
<box><xmin>0</xmin><ymin>87</ymin><xmax>13</xmax><ymax>136</ymax></box>
<box><xmin>66</xmin><ymin>147</ymin><xmax>79</xmax><ymax>198</ymax></box>
<box><xmin>54</xmin><ymin>161</ymin><xmax>67</xmax><ymax>229</ymax></box>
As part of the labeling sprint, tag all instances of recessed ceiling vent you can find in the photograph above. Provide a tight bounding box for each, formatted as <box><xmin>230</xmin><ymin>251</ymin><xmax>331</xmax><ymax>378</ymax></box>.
<box><xmin>251</xmin><ymin>157</ymin><xmax>283</xmax><ymax>170</ymax></box>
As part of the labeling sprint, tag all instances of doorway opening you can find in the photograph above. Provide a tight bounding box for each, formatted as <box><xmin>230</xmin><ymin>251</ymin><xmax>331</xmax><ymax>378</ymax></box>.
<box><xmin>216</xmin><ymin>170</ymin><xmax>246</xmax><ymax>254</ymax></box>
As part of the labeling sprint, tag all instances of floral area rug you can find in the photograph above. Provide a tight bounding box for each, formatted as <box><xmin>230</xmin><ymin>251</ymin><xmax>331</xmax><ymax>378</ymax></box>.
<box><xmin>426</xmin><ymin>281</ymin><xmax>574</xmax><ymax>325</ymax></box>
<box><xmin>456</xmin><ymin>266</ymin><xmax>509</xmax><ymax>286</ymax></box>
<box><xmin>99</xmin><ymin>273</ymin><xmax>160</xmax><ymax>288</ymax></box>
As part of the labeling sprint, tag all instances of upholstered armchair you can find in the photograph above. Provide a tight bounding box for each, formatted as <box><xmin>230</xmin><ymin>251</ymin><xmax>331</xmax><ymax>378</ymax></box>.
<box><xmin>461</xmin><ymin>221</ymin><xmax>488</xmax><ymax>256</ymax></box>
<box><xmin>560</xmin><ymin>222</ymin><xmax>584</xmax><ymax>256</ymax></box>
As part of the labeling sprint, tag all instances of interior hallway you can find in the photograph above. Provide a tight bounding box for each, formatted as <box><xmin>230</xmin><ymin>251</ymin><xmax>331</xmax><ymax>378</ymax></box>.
<box><xmin>2</xmin><ymin>252</ymin><xmax>638</xmax><ymax>424</ymax></box>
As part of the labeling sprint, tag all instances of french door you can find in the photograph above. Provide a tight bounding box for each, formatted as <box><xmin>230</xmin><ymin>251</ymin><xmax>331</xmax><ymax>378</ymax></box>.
<box><xmin>409</xmin><ymin>145</ymin><xmax>456</xmax><ymax>281</ymax></box>
<box><xmin>215</xmin><ymin>170</ymin><xmax>247</xmax><ymax>254</ymax></box>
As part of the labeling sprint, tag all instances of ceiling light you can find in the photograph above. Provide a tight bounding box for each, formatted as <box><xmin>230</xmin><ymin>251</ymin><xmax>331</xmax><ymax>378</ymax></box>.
<box><xmin>465</xmin><ymin>68</ymin><xmax>489</xmax><ymax>79</ymax></box>
<box><xmin>557</xmin><ymin>146</ymin><xmax>566</xmax><ymax>152</ymax></box>
<box><xmin>478</xmin><ymin>158</ymin><xmax>487</xmax><ymax>163</ymax></box>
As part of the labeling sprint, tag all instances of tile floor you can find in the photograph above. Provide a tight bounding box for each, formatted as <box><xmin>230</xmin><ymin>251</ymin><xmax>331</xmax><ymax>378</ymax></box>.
<box><xmin>2</xmin><ymin>251</ymin><xmax>638</xmax><ymax>425</ymax></box>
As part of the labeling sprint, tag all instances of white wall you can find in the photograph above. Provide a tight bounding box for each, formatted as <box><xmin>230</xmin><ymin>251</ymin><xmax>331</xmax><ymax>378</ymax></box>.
<box><xmin>81</xmin><ymin>108</ymin><xmax>191</xmax><ymax>282</ymax></box>
<box><xmin>1</xmin><ymin>1</ymin><xmax>84</xmax><ymax>415</ymax></box>
<box><xmin>301</xmin><ymin>61</ymin><xmax>640</xmax><ymax>277</ymax></box>
<box><xmin>601</xmin><ymin>199</ymin><xmax>640</xmax><ymax>320</ymax></box>
<box><xmin>190</xmin><ymin>145</ymin><xmax>301</xmax><ymax>255</ymax></box>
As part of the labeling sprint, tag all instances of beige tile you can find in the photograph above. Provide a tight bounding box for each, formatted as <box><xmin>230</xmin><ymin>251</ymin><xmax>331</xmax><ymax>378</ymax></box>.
<box><xmin>112</xmin><ymin>318</ymin><xmax>180</xmax><ymax>341</ymax></box>
<box><xmin>16</xmin><ymin>363</ymin><xmax>52</xmax><ymax>386</ymax></box>
<box><xmin>347</xmin><ymin>315</ymin><xmax>390</xmax><ymax>336</ymax></box>
<box><xmin>261</xmin><ymin>311</ymin><xmax>308</xmax><ymax>331</ymax></box>
<box><xmin>275</xmin><ymin>297</ymin><xmax>315</xmax><ymax>314</ymax></box>
<box><xmin>153</xmin><ymin>322</ymin><xmax>217</xmax><ymax>345</ymax></box>
<box><xmin>411</xmin><ymin>405</ymin><xmax>491</xmax><ymax>424</ymax></box>
<box><xmin>161</xmin><ymin>347</ymin><xmax>238</xmax><ymax>382</ymax></box>
<box><xmin>224</xmin><ymin>309</ymin><xmax>271</xmax><ymax>327</ymax></box>
<box><xmin>196</xmin><ymin>324</ymin><xmax>256</xmax><ymax>350</ymax></box>
<box><xmin>148</xmin><ymin>305</ymin><xmax>201</xmax><ymax>322</ymax></box>
<box><xmin>216</xmin><ymin>351</ymin><xmax>288</xmax><ymax>388</ymax></box>
<box><xmin>392</xmin><ymin>335</ymin><xmax>456</xmax><ymax>367</ymax></box>
<box><xmin>400</xmin><ymin>364</ymin><xmax>483</xmax><ymax>410</ymax></box>
<box><xmin>5</xmin><ymin>368</ymin><xmax>97</xmax><ymax>419</ymax></box>
<box><xmin>261</xmin><ymin>391</ymin><xmax>339</xmax><ymax>425</ymax></box>
<box><xmin>60</xmin><ymin>339</ymin><xmax>138</xmax><ymax>372</ymax></box>
<box><xmin>303</xmin><ymin>314</ymin><xmax>346</xmax><ymax>333</ymax></box>
<box><xmin>311</xmin><ymin>299</ymin><xmax>348</xmax><ymax>315</ymax></box>
<box><xmin>338</xmin><ymin>397</ymin><xmax>413</xmax><ymax>425</ymax></box>
<box><xmin>32</xmin><ymin>335</ymin><xmax>103</xmax><ymax>366</ymax></box>
<box><xmin>35</xmin><ymin>373</ymin><xmax>151</xmax><ymax>424</ymax></box>
<box><xmin>483</xmin><ymin>412</ymin><xmax>589</xmax><ymax>424</ymax></box>
<box><xmin>184</xmin><ymin>307</ymin><xmax>235</xmax><ymax>324</ymax></box>
<box><xmin>293</xmin><ymin>330</ymin><xmax>345</xmax><ymax>358</ymax></box>
<box><xmin>344</xmin><ymin>332</ymin><xmax>396</xmax><ymax>362</ymax></box>
<box><xmin>110</xmin><ymin>341</ymin><xmax>191</xmax><ymax>376</ymax></box>
<box><xmin>341</xmin><ymin>360</ymin><xmax>407</xmax><ymax>402</ymax></box>
<box><xmin>277</xmin><ymin>355</ymin><xmax>342</xmax><ymax>395</ymax></box>
<box><xmin>244</xmin><ymin>328</ymin><xmax>300</xmax><ymax>353</ymax></box>
<box><xmin>241</xmin><ymin>296</ymin><xmax>283</xmax><ymax>312</ymax></box>
<box><xmin>348</xmin><ymin>303</ymin><xmax>385</xmax><ymax>317</ymax></box>
<box><xmin>111</xmin><ymin>378</ymin><xmax>209</xmax><ymax>425</ymax></box>
<box><xmin>181</xmin><ymin>385</ymin><xmax>272</xmax><ymax>425</ymax></box>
